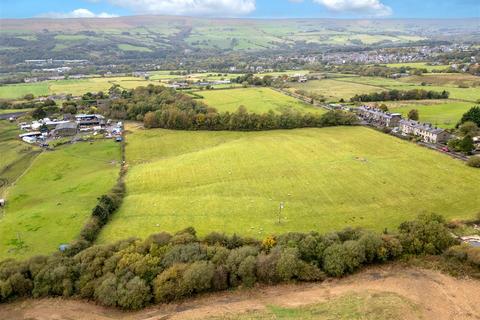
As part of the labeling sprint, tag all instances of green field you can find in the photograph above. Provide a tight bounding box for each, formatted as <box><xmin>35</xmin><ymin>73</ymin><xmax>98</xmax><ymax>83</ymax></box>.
<box><xmin>0</xmin><ymin>77</ymin><xmax>163</xmax><ymax>99</ymax></box>
<box><xmin>288</xmin><ymin>79</ymin><xmax>381</xmax><ymax>102</ymax></box>
<box><xmin>98</xmin><ymin>125</ymin><xmax>480</xmax><ymax>243</ymax></box>
<box><xmin>0</xmin><ymin>140</ymin><xmax>120</xmax><ymax>259</ymax></box>
<box><xmin>0</xmin><ymin>121</ymin><xmax>40</xmax><ymax>196</ymax></box>
<box><xmin>385</xmin><ymin>101</ymin><xmax>474</xmax><ymax>128</ymax></box>
<box><xmin>384</xmin><ymin>62</ymin><xmax>450</xmax><ymax>72</ymax></box>
<box><xmin>0</xmin><ymin>83</ymin><xmax>49</xmax><ymax>99</ymax></box>
<box><xmin>333</xmin><ymin>75</ymin><xmax>480</xmax><ymax>102</ymax></box>
<box><xmin>117</xmin><ymin>44</ymin><xmax>152</xmax><ymax>52</ymax></box>
<box><xmin>199</xmin><ymin>87</ymin><xmax>324</xmax><ymax>113</ymax></box>
<box><xmin>0</xmin><ymin>108</ymin><xmax>33</xmax><ymax>115</ymax></box>
<box><xmin>289</xmin><ymin>74</ymin><xmax>479</xmax><ymax>126</ymax></box>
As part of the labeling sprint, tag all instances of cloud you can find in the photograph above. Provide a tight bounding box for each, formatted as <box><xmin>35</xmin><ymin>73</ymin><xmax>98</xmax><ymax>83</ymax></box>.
<box><xmin>39</xmin><ymin>8</ymin><xmax>118</xmax><ymax>19</ymax></box>
<box><xmin>106</xmin><ymin>0</ymin><xmax>256</xmax><ymax>16</ymax></box>
<box><xmin>313</xmin><ymin>0</ymin><xmax>392</xmax><ymax>16</ymax></box>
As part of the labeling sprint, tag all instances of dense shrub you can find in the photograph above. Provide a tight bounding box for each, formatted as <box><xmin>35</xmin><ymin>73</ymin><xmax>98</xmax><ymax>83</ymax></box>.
<box><xmin>323</xmin><ymin>244</ymin><xmax>349</xmax><ymax>277</ymax></box>
<box><xmin>0</xmin><ymin>214</ymin><xmax>461</xmax><ymax>309</ymax></box>
<box><xmin>116</xmin><ymin>276</ymin><xmax>151</xmax><ymax>310</ymax></box>
<box><xmin>75</xmin><ymin>179</ymin><xmax>126</xmax><ymax>250</ymax></box>
<box><xmin>467</xmin><ymin>156</ymin><xmax>480</xmax><ymax>168</ymax></box>
<box><xmin>153</xmin><ymin>264</ymin><xmax>188</xmax><ymax>303</ymax></box>
<box><xmin>459</xmin><ymin>106</ymin><xmax>480</xmax><ymax>127</ymax></box>
<box><xmin>398</xmin><ymin>213</ymin><xmax>456</xmax><ymax>255</ymax></box>
<box><xmin>182</xmin><ymin>261</ymin><xmax>215</xmax><ymax>294</ymax></box>
<box><xmin>444</xmin><ymin>245</ymin><xmax>480</xmax><ymax>269</ymax></box>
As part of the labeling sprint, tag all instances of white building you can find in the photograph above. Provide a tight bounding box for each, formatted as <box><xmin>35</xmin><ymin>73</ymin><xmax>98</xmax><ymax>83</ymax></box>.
<box><xmin>399</xmin><ymin>120</ymin><xmax>450</xmax><ymax>144</ymax></box>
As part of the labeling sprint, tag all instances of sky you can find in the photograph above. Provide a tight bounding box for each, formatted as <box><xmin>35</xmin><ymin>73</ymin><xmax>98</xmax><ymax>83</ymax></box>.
<box><xmin>0</xmin><ymin>0</ymin><xmax>478</xmax><ymax>19</ymax></box>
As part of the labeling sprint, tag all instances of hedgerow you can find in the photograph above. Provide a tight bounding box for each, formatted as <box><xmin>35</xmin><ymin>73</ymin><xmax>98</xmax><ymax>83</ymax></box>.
<box><xmin>0</xmin><ymin>213</ymin><xmax>472</xmax><ymax>310</ymax></box>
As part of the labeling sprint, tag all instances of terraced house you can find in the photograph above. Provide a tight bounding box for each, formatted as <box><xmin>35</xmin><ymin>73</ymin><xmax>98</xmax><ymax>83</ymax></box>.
<box><xmin>356</xmin><ymin>106</ymin><xmax>402</xmax><ymax>128</ymax></box>
<box><xmin>399</xmin><ymin>119</ymin><xmax>450</xmax><ymax>144</ymax></box>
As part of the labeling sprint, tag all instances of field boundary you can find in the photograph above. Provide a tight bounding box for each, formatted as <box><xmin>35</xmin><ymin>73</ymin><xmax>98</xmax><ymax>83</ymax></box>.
<box><xmin>271</xmin><ymin>87</ymin><xmax>332</xmax><ymax>111</ymax></box>
<box><xmin>66</xmin><ymin>136</ymin><xmax>127</xmax><ymax>255</ymax></box>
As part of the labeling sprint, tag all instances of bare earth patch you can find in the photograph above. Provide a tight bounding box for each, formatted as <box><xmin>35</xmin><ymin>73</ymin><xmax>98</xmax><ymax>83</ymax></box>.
<box><xmin>1</xmin><ymin>264</ymin><xmax>479</xmax><ymax>320</ymax></box>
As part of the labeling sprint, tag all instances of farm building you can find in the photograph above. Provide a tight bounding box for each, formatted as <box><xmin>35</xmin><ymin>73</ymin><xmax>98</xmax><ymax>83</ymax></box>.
<box><xmin>54</xmin><ymin>122</ymin><xmax>78</xmax><ymax>136</ymax></box>
<box><xmin>399</xmin><ymin>120</ymin><xmax>450</xmax><ymax>144</ymax></box>
<box><xmin>75</xmin><ymin>114</ymin><xmax>105</xmax><ymax>126</ymax></box>
<box><xmin>356</xmin><ymin>106</ymin><xmax>402</xmax><ymax>128</ymax></box>
<box><xmin>44</xmin><ymin>120</ymin><xmax>71</xmax><ymax>130</ymax></box>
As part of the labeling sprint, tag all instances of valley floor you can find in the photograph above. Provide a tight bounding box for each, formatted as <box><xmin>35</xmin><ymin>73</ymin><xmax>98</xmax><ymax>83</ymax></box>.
<box><xmin>1</xmin><ymin>264</ymin><xmax>479</xmax><ymax>319</ymax></box>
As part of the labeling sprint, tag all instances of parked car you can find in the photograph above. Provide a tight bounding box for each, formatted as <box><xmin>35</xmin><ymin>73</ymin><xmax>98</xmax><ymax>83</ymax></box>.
<box><xmin>115</xmin><ymin>136</ymin><xmax>123</xmax><ymax>142</ymax></box>
<box><xmin>441</xmin><ymin>147</ymin><xmax>449</xmax><ymax>152</ymax></box>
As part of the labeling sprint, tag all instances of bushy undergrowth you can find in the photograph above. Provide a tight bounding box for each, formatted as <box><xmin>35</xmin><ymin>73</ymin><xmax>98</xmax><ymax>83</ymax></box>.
<box><xmin>65</xmin><ymin>177</ymin><xmax>126</xmax><ymax>256</ymax></box>
<box><xmin>0</xmin><ymin>213</ymin><xmax>469</xmax><ymax>310</ymax></box>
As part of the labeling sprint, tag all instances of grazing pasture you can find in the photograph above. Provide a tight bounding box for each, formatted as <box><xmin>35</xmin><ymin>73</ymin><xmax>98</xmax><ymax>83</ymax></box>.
<box><xmin>0</xmin><ymin>82</ymin><xmax>49</xmax><ymax>99</ymax></box>
<box><xmin>0</xmin><ymin>77</ymin><xmax>163</xmax><ymax>99</ymax></box>
<box><xmin>0</xmin><ymin>108</ymin><xmax>33</xmax><ymax>115</ymax></box>
<box><xmin>334</xmin><ymin>75</ymin><xmax>480</xmax><ymax>102</ymax></box>
<box><xmin>384</xmin><ymin>62</ymin><xmax>450</xmax><ymax>71</ymax></box>
<box><xmin>117</xmin><ymin>44</ymin><xmax>152</xmax><ymax>52</ymax></box>
<box><xmin>98</xmin><ymin>124</ymin><xmax>480</xmax><ymax>243</ymax></box>
<box><xmin>0</xmin><ymin>121</ymin><xmax>40</xmax><ymax>195</ymax></box>
<box><xmin>399</xmin><ymin>73</ymin><xmax>480</xmax><ymax>87</ymax></box>
<box><xmin>287</xmin><ymin>79</ymin><xmax>381</xmax><ymax>102</ymax></box>
<box><xmin>0</xmin><ymin>140</ymin><xmax>120</xmax><ymax>259</ymax></box>
<box><xmin>199</xmin><ymin>87</ymin><xmax>324</xmax><ymax>113</ymax></box>
<box><xmin>384</xmin><ymin>100</ymin><xmax>474</xmax><ymax>128</ymax></box>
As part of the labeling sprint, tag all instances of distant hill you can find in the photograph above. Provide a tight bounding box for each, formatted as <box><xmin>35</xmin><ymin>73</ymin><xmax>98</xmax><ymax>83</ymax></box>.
<box><xmin>0</xmin><ymin>16</ymin><xmax>478</xmax><ymax>64</ymax></box>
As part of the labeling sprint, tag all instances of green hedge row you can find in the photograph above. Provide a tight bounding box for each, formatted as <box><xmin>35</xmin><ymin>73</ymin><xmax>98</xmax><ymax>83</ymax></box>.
<box><xmin>0</xmin><ymin>213</ymin><xmax>465</xmax><ymax>310</ymax></box>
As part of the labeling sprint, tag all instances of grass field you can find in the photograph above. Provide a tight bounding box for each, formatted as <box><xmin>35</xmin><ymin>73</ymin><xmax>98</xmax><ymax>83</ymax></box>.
<box><xmin>333</xmin><ymin>75</ymin><xmax>480</xmax><ymax>102</ymax></box>
<box><xmin>117</xmin><ymin>44</ymin><xmax>152</xmax><ymax>52</ymax></box>
<box><xmin>384</xmin><ymin>100</ymin><xmax>473</xmax><ymax>128</ymax></box>
<box><xmin>98</xmin><ymin>125</ymin><xmax>480</xmax><ymax>243</ymax></box>
<box><xmin>0</xmin><ymin>108</ymin><xmax>33</xmax><ymax>115</ymax></box>
<box><xmin>0</xmin><ymin>83</ymin><xmax>49</xmax><ymax>99</ymax></box>
<box><xmin>0</xmin><ymin>77</ymin><xmax>162</xmax><ymax>99</ymax></box>
<box><xmin>0</xmin><ymin>140</ymin><xmax>120</xmax><ymax>259</ymax></box>
<box><xmin>199</xmin><ymin>87</ymin><xmax>325</xmax><ymax>113</ymax></box>
<box><xmin>0</xmin><ymin>121</ymin><xmax>40</xmax><ymax>196</ymax></box>
<box><xmin>287</xmin><ymin>79</ymin><xmax>381</xmax><ymax>102</ymax></box>
<box><xmin>384</xmin><ymin>62</ymin><xmax>450</xmax><ymax>72</ymax></box>
<box><xmin>198</xmin><ymin>88</ymin><xmax>324</xmax><ymax>113</ymax></box>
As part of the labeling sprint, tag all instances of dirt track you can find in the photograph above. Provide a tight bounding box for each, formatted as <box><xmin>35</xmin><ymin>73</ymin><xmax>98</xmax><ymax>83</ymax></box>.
<box><xmin>1</xmin><ymin>264</ymin><xmax>479</xmax><ymax>320</ymax></box>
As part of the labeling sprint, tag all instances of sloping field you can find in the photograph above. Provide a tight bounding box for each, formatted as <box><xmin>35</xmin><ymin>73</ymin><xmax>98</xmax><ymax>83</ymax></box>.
<box><xmin>399</xmin><ymin>73</ymin><xmax>480</xmax><ymax>87</ymax></box>
<box><xmin>334</xmin><ymin>75</ymin><xmax>480</xmax><ymax>102</ymax></box>
<box><xmin>0</xmin><ymin>121</ymin><xmax>40</xmax><ymax>196</ymax></box>
<box><xmin>199</xmin><ymin>87</ymin><xmax>324</xmax><ymax>113</ymax></box>
<box><xmin>0</xmin><ymin>77</ymin><xmax>162</xmax><ymax>99</ymax></box>
<box><xmin>287</xmin><ymin>79</ymin><xmax>381</xmax><ymax>102</ymax></box>
<box><xmin>384</xmin><ymin>62</ymin><xmax>450</xmax><ymax>71</ymax></box>
<box><xmin>0</xmin><ymin>140</ymin><xmax>120</xmax><ymax>259</ymax></box>
<box><xmin>0</xmin><ymin>82</ymin><xmax>49</xmax><ymax>99</ymax></box>
<box><xmin>98</xmin><ymin>125</ymin><xmax>480</xmax><ymax>243</ymax></box>
<box><xmin>386</xmin><ymin>100</ymin><xmax>474</xmax><ymax>128</ymax></box>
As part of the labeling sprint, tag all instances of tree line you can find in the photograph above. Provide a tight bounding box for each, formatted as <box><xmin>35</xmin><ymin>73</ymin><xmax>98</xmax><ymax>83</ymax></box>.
<box><xmin>100</xmin><ymin>85</ymin><xmax>358</xmax><ymax>131</ymax></box>
<box><xmin>1</xmin><ymin>213</ymin><xmax>475</xmax><ymax>310</ymax></box>
<box><xmin>351</xmin><ymin>89</ymin><xmax>449</xmax><ymax>102</ymax></box>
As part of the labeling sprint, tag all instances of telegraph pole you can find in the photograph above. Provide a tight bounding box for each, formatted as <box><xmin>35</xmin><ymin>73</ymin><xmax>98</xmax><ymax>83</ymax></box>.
<box><xmin>278</xmin><ymin>202</ymin><xmax>284</xmax><ymax>224</ymax></box>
